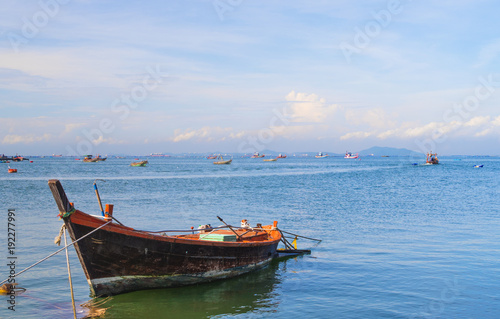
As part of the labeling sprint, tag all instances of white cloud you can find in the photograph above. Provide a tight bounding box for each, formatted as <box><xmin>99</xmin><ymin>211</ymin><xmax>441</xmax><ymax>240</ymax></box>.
<box><xmin>2</xmin><ymin>133</ymin><xmax>52</xmax><ymax>144</ymax></box>
<box><xmin>493</xmin><ymin>115</ymin><xmax>500</xmax><ymax>126</ymax></box>
<box><xmin>340</xmin><ymin>131</ymin><xmax>373</xmax><ymax>140</ymax></box>
<box><xmin>475</xmin><ymin>129</ymin><xmax>492</xmax><ymax>137</ymax></box>
<box><xmin>171</xmin><ymin>127</ymin><xmax>235</xmax><ymax>143</ymax></box>
<box><xmin>345</xmin><ymin>108</ymin><xmax>396</xmax><ymax>129</ymax></box>
<box><xmin>464</xmin><ymin>116</ymin><xmax>491</xmax><ymax>127</ymax></box>
<box><xmin>63</xmin><ymin>123</ymin><xmax>86</xmax><ymax>134</ymax></box>
<box><xmin>339</xmin><ymin>114</ymin><xmax>500</xmax><ymax>141</ymax></box>
<box><xmin>286</xmin><ymin>91</ymin><xmax>338</xmax><ymax>123</ymax></box>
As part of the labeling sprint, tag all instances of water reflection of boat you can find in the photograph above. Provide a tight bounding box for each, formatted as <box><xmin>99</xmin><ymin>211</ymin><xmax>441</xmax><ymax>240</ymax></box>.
<box><xmin>89</xmin><ymin>256</ymin><xmax>301</xmax><ymax>318</ymax></box>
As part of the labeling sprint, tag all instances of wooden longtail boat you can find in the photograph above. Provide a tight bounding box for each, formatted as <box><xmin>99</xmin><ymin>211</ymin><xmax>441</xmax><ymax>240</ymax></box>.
<box><xmin>130</xmin><ymin>160</ymin><xmax>148</xmax><ymax>167</ymax></box>
<box><xmin>83</xmin><ymin>155</ymin><xmax>107</xmax><ymax>162</ymax></box>
<box><xmin>48</xmin><ymin>180</ymin><xmax>282</xmax><ymax>296</ymax></box>
<box><xmin>263</xmin><ymin>158</ymin><xmax>278</xmax><ymax>162</ymax></box>
<box><xmin>213</xmin><ymin>155</ymin><xmax>232</xmax><ymax>165</ymax></box>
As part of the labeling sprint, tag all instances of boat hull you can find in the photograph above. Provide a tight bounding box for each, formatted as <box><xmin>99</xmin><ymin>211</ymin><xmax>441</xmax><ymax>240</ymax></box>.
<box><xmin>130</xmin><ymin>160</ymin><xmax>148</xmax><ymax>167</ymax></box>
<box><xmin>88</xmin><ymin>258</ymin><xmax>273</xmax><ymax>296</ymax></box>
<box><xmin>64</xmin><ymin>211</ymin><xmax>280</xmax><ymax>296</ymax></box>
<box><xmin>213</xmin><ymin>159</ymin><xmax>232</xmax><ymax>164</ymax></box>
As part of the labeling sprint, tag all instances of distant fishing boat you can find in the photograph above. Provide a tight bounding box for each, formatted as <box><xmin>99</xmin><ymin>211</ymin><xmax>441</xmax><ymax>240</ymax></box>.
<box><xmin>7</xmin><ymin>167</ymin><xmax>17</xmax><ymax>173</ymax></box>
<box><xmin>130</xmin><ymin>160</ymin><xmax>148</xmax><ymax>167</ymax></box>
<box><xmin>344</xmin><ymin>152</ymin><xmax>358</xmax><ymax>159</ymax></box>
<box><xmin>473</xmin><ymin>165</ymin><xmax>484</xmax><ymax>168</ymax></box>
<box><xmin>48</xmin><ymin>180</ymin><xmax>291</xmax><ymax>296</ymax></box>
<box><xmin>206</xmin><ymin>155</ymin><xmax>218</xmax><ymax>159</ymax></box>
<box><xmin>12</xmin><ymin>156</ymin><xmax>29</xmax><ymax>162</ymax></box>
<box><xmin>83</xmin><ymin>155</ymin><xmax>107</xmax><ymax>162</ymax></box>
<box><xmin>263</xmin><ymin>158</ymin><xmax>278</xmax><ymax>162</ymax></box>
<box><xmin>251</xmin><ymin>152</ymin><xmax>265</xmax><ymax>158</ymax></box>
<box><xmin>426</xmin><ymin>152</ymin><xmax>439</xmax><ymax>165</ymax></box>
<box><xmin>277</xmin><ymin>154</ymin><xmax>287</xmax><ymax>158</ymax></box>
<box><xmin>149</xmin><ymin>153</ymin><xmax>170</xmax><ymax>157</ymax></box>
<box><xmin>214</xmin><ymin>155</ymin><xmax>232</xmax><ymax>165</ymax></box>
<box><xmin>315</xmin><ymin>152</ymin><xmax>328</xmax><ymax>158</ymax></box>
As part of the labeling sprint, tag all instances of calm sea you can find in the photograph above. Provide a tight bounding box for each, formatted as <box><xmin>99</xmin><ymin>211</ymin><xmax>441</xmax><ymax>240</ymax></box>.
<box><xmin>0</xmin><ymin>155</ymin><xmax>499</xmax><ymax>318</ymax></box>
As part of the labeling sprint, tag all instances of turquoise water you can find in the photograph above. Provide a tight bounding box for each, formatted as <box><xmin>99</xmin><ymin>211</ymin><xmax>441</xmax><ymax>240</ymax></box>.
<box><xmin>0</xmin><ymin>156</ymin><xmax>499</xmax><ymax>318</ymax></box>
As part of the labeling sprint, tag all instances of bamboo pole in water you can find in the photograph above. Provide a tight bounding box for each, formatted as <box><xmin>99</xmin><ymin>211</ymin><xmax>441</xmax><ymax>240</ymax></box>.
<box><xmin>64</xmin><ymin>229</ymin><xmax>77</xmax><ymax>319</ymax></box>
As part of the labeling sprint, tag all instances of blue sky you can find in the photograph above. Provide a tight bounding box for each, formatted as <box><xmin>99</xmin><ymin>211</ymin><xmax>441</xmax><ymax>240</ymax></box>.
<box><xmin>1</xmin><ymin>0</ymin><xmax>499</xmax><ymax>155</ymax></box>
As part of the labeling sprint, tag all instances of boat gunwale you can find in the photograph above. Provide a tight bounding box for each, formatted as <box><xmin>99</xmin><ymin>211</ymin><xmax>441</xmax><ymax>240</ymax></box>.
<box><xmin>67</xmin><ymin>210</ymin><xmax>282</xmax><ymax>247</ymax></box>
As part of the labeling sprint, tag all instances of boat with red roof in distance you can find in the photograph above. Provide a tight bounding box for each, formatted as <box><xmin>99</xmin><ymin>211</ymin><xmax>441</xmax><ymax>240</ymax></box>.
<box><xmin>251</xmin><ymin>152</ymin><xmax>265</xmax><ymax>158</ymax></box>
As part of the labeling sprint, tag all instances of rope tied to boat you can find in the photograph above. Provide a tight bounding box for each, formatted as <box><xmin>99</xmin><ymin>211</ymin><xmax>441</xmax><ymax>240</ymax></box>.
<box><xmin>54</xmin><ymin>224</ymin><xmax>66</xmax><ymax>246</ymax></box>
<box><xmin>0</xmin><ymin>220</ymin><xmax>112</xmax><ymax>286</ymax></box>
<box><xmin>58</xmin><ymin>205</ymin><xmax>75</xmax><ymax>219</ymax></box>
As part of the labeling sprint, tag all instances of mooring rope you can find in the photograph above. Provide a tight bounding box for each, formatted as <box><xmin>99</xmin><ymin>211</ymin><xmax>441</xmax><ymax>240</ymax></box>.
<box><xmin>54</xmin><ymin>224</ymin><xmax>66</xmax><ymax>246</ymax></box>
<box><xmin>279</xmin><ymin>229</ymin><xmax>322</xmax><ymax>243</ymax></box>
<box><xmin>0</xmin><ymin>220</ymin><xmax>112</xmax><ymax>285</ymax></box>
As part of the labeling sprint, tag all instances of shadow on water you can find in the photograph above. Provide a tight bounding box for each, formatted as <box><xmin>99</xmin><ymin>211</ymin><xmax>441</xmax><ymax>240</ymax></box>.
<box><xmin>87</xmin><ymin>258</ymin><xmax>296</xmax><ymax>319</ymax></box>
